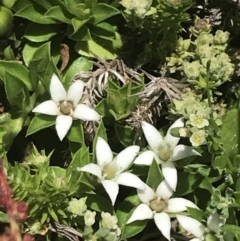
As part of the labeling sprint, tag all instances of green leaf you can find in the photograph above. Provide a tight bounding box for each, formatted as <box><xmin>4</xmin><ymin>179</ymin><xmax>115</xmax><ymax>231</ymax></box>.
<box><xmin>86</xmin><ymin>194</ymin><xmax>113</xmax><ymax>213</ymax></box>
<box><xmin>71</xmin><ymin>18</ymin><xmax>89</xmax><ymax>34</ymax></box>
<box><xmin>116</xmin><ymin>192</ymin><xmax>140</xmax><ymax>227</ymax></box>
<box><xmin>233</xmin><ymin>155</ymin><xmax>240</xmax><ymax>168</ymax></box>
<box><xmin>24</xmin><ymin>23</ymin><xmax>60</xmax><ymax>42</ymax></box>
<box><xmin>220</xmin><ymin>109</ymin><xmax>240</xmax><ymax>159</ymax></box>
<box><xmin>44</xmin><ymin>6</ymin><xmax>72</xmax><ymax>24</ymax></box>
<box><xmin>40</xmin><ymin>212</ymin><xmax>49</xmax><ymax>224</ymax></box>
<box><xmin>116</xmin><ymin>192</ymin><xmax>146</xmax><ymax>239</ymax></box>
<box><xmin>95</xmin><ymin>99</ymin><xmax>111</xmax><ymax>117</ymax></box>
<box><xmin>221</xmin><ymin>225</ymin><xmax>240</xmax><ymax>235</ymax></box>
<box><xmin>0</xmin><ymin>61</ymin><xmax>32</xmax><ymax>90</ymax></box>
<box><xmin>107</xmin><ymin>83</ymin><xmax>138</xmax><ymax>120</ymax></box>
<box><xmin>75</xmin><ymin>32</ymin><xmax>122</xmax><ymax>59</ymax></box>
<box><xmin>68</xmin><ymin>25</ymin><xmax>92</xmax><ymax>41</ymax></box>
<box><xmin>3</xmin><ymin>46</ymin><xmax>15</xmax><ymax>60</ymax></box>
<box><xmin>22</xmin><ymin>42</ymin><xmax>43</xmax><ymax>67</ymax></box>
<box><xmin>146</xmin><ymin>159</ymin><xmax>163</xmax><ymax>190</ymax></box>
<box><xmin>187</xmin><ymin>207</ymin><xmax>205</xmax><ymax>222</ymax></box>
<box><xmin>67</xmin><ymin>121</ymin><xmax>85</xmax><ymax>144</ymax></box>
<box><xmin>213</xmin><ymin>155</ymin><xmax>229</xmax><ymax>169</ymax></box>
<box><xmin>95</xmin><ymin>120</ymin><xmax>107</xmax><ymax>141</ymax></box>
<box><xmin>29</xmin><ymin>42</ymin><xmax>58</xmax><ymax>90</ymax></box>
<box><xmin>115</xmin><ymin>124</ymin><xmax>136</xmax><ymax>147</ymax></box>
<box><xmin>63</xmin><ymin>57</ymin><xmax>92</xmax><ymax>87</ymax></box>
<box><xmin>56</xmin><ymin>209</ymin><xmax>67</xmax><ymax>218</ymax></box>
<box><xmin>4</xmin><ymin>72</ymin><xmax>30</xmax><ymax>109</ymax></box>
<box><xmin>48</xmin><ymin>208</ymin><xmax>59</xmax><ymax>222</ymax></box>
<box><xmin>15</xmin><ymin>4</ymin><xmax>57</xmax><ymax>24</ymax></box>
<box><xmin>2</xmin><ymin>0</ymin><xmax>16</xmax><ymax>8</ymax></box>
<box><xmin>92</xmin><ymin>3</ymin><xmax>119</xmax><ymax>24</ymax></box>
<box><xmin>175</xmin><ymin>172</ymin><xmax>204</xmax><ymax>196</ymax></box>
<box><xmin>3</xmin><ymin>113</ymin><xmax>25</xmax><ymax>151</ymax></box>
<box><xmin>68</xmin><ymin>3</ymin><xmax>91</xmax><ymax>19</ymax></box>
<box><xmin>68</xmin><ymin>146</ymin><xmax>90</xmax><ymax>170</ymax></box>
<box><xmin>90</xmin><ymin>22</ymin><xmax>116</xmax><ymax>40</ymax></box>
<box><xmin>26</xmin><ymin>115</ymin><xmax>55</xmax><ymax>136</ymax></box>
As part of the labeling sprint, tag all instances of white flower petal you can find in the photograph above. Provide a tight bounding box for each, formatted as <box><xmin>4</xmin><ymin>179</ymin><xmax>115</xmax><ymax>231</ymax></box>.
<box><xmin>189</xmin><ymin>239</ymin><xmax>202</xmax><ymax>241</ymax></box>
<box><xmin>165</xmin><ymin>118</ymin><xmax>184</xmax><ymax>147</ymax></box>
<box><xmin>115</xmin><ymin>145</ymin><xmax>140</xmax><ymax>172</ymax></box>
<box><xmin>134</xmin><ymin>150</ymin><xmax>156</xmax><ymax>165</ymax></box>
<box><xmin>77</xmin><ymin>163</ymin><xmax>102</xmax><ymax>179</ymax></box>
<box><xmin>55</xmin><ymin>115</ymin><xmax>73</xmax><ymax>141</ymax></box>
<box><xmin>127</xmin><ymin>203</ymin><xmax>153</xmax><ymax>224</ymax></box>
<box><xmin>162</xmin><ymin>162</ymin><xmax>177</xmax><ymax>191</ymax></box>
<box><xmin>154</xmin><ymin>212</ymin><xmax>171</xmax><ymax>241</ymax></box>
<box><xmin>137</xmin><ymin>183</ymin><xmax>155</xmax><ymax>203</ymax></box>
<box><xmin>96</xmin><ymin>137</ymin><xmax>113</xmax><ymax>168</ymax></box>
<box><xmin>101</xmin><ymin>180</ymin><xmax>119</xmax><ymax>206</ymax></box>
<box><xmin>32</xmin><ymin>100</ymin><xmax>58</xmax><ymax>115</ymax></box>
<box><xmin>207</xmin><ymin>211</ymin><xmax>225</xmax><ymax>233</ymax></box>
<box><xmin>67</xmin><ymin>80</ymin><xmax>85</xmax><ymax>106</ymax></box>
<box><xmin>171</xmin><ymin>145</ymin><xmax>201</xmax><ymax>161</ymax></box>
<box><xmin>50</xmin><ymin>73</ymin><xmax>67</xmax><ymax>103</ymax></box>
<box><xmin>167</xmin><ymin>198</ymin><xmax>199</xmax><ymax>213</ymax></box>
<box><xmin>115</xmin><ymin>172</ymin><xmax>145</xmax><ymax>190</ymax></box>
<box><xmin>73</xmin><ymin>104</ymin><xmax>100</xmax><ymax>121</ymax></box>
<box><xmin>141</xmin><ymin>121</ymin><xmax>163</xmax><ymax>153</ymax></box>
<box><xmin>156</xmin><ymin>180</ymin><xmax>173</xmax><ymax>200</ymax></box>
<box><xmin>176</xmin><ymin>215</ymin><xmax>205</xmax><ymax>238</ymax></box>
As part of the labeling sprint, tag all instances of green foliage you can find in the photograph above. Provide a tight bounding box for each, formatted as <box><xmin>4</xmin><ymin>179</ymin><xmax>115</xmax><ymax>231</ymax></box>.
<box><xmin>167</xmin><ymin>25</ymin><xmax>234</xmax><ymax>91</ymax></box>
<box><xmin>1</xmin><ymin>1</ymin><xmax>240</xmax><ymax>241</ymax></box>
<box><xmin>220</xmin><ymin>109</ymin><xmax>240</xmax><ymax>160</ymax></box>
<box><xmin>14</xmin><ymin>0</ymin><xmax>121</xmax><ymax>59</ymax></box>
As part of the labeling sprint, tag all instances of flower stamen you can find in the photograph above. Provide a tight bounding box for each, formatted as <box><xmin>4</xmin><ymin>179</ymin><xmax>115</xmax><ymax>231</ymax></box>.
<box><xmin>59</xmin><ymin>101</ymin><xmax>74</xmax><ymax>115</ymax></box>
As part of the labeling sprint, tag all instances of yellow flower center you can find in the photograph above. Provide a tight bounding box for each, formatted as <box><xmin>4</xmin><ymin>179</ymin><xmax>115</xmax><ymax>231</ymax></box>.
<box><xmin>102</xmin><ymin>162</ymin><xmax>117</xmax><ymax>180</ymax></box>
<box><xmin>192</xmin><ymin>115</ymin><xmax>204</xmax><ymax>126</ymax></box>
<box><xmin>159</xmin><ymin>145</ymin><xmax>171</xmax><ymax>161</ymax></box>
<box><xmin>59</xmin><ymin>100</ymin><xmax>74</xmax><ymax>115</ymax></box>
<box><xmin>192</xmin><ymin>133</ymin><xmax>204</xmax><ymax>144</ymax></box>
<box><xmin>149</xmin><ymin>198</ymin><xmax>166</xmax><ymax>212</ymax></box>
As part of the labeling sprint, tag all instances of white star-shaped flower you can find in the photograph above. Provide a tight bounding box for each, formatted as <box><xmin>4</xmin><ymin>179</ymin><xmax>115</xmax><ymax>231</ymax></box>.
<box><xmin>127</xmin><ymin>180</ymin><xmax>198</xmax><ymax>241</ymax></box>
<box><xmin>32</xmin><ymin>73</ymin><xmax>100</xmax><ymax>141</ymax></box>
<box><xmin>177</xmin><ymin>211</ymin><xmax>225</xmax><ymax>241</ymax></box>
<box><xmin>77</xmin><ymin>137</ymin><xmax>145</xmax><ymax>205</ymax></box>
<box><xmin>134</xmin><ymin>118</ymin><xmax>201</xmax><ymax>191</ymax></box>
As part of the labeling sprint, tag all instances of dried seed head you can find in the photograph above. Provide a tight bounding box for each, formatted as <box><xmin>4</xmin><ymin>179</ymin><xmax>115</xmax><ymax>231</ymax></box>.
<box><xmin>137</xmin><ymin>70</ymin><xmax>188</xmax><ymax>102</ymax></box>
<box><xmin>73</xmin><ymin>58</ymin><xmax>141</xmax><ymax>107</ymax></box>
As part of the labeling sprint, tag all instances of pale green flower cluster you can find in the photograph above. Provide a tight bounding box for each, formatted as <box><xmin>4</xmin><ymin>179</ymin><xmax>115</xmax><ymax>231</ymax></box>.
<box><xmin>24</xmin><ymin>145</ymin><xmax>50</xmax><ymax>168</ymax></box>
<box><xmin>84</xmin><ymin>210</ymin><xmax>97</xmax><ymax>227</ymax></box>
<box><xmin>120</xmin><ymin>0</ymin><xmax>156</xmax><ymax>18</ymax></box>
<box><xmin>167</xmin><ymin>17</ymin><xmax>234</xmax><ymax>91</ymax></box>
<box><xmin>169</xmin><ymin>91</ymin><xmax>225</xmax><ymax>147</ymax></box>
<box><xmin>84</xmin><ymin>212</ymin><xmax>121</xmax><ymax>241</ymax></box>
<box><xmin>67</xmin><ymin>198</ymin><xmax>121</xmax><ymax>241</ymax></box>
<box><xmin>100</xmin><ymin>212</ymin><xmax>121</xmax><ymax>240</ymax></box>
<box><xmin>27</xmin><ymin>221</ymin><xmax>46</xmax><ymax>235</ymax></box>
<box><xmin>67</xmin><ymin>197</ymin><xmax>87</xmax><ymax>217</ymax></box>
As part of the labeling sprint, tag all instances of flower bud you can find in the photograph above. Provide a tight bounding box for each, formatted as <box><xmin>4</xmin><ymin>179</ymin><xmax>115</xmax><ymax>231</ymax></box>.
<box><xmin>67</xmin><ymin>197</ymin><xmax>87</xmax><ymax>217</ymax></box>
<box><xmin>213</xmin><ymin>30</ymin><xmax>230</xmax><ymax>45</ymax></box>
<box><xmin>84</xmin><ymin>210</ymin><xmax>96</xmax><ymax>227</ymax></box>
<box><xmin>190</xmin><ymin>130</ymin><xmax>206</xmax><ymax>147</ymax></box>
